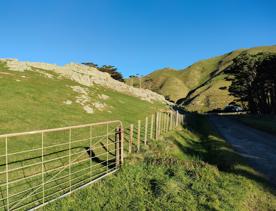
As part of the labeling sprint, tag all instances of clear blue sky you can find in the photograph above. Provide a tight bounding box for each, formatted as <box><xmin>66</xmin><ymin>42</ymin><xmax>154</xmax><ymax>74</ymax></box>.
<box><xmin>0</xmin><ymin>0</ymin><xmax>275</xmax><ymax>77</ymax></box>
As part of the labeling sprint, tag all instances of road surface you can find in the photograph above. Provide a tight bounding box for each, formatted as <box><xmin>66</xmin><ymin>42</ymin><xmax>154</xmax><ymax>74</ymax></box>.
<box><xmin>209</xmin><ymin>115</ymin><xmax>276</xmax><ymax>185</ymax></box>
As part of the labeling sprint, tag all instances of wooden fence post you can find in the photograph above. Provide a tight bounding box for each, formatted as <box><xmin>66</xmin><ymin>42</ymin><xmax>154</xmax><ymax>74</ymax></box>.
<box><xmin>137</xmin><ymin>120</ymin><xmax>141</xmax><ymax>152</ymax></box>
<box><xmin>166</xmin><ymin>113</ymin><xmax>169</xmax><ymax>132</ymax></box>
<box><xmin>176</xmin><ymin>110</ymin><xmax>179</xmax><ymax>127</ymax></box>
<box><xmin>170</xmin><ymin>111</ymin><xmax>173</xmax><ymax>130</ymax></box>
<box><xmin>129</xmin><ymin>124</ymin><xmax>133</xmax><ymax>153</ymax></box>
<box><xmin>162</xmin><ymin>113</ymin><xmax>164</xmax><ymax>133</ymax></box>
<box><xmin>167</xmin><ymin>112</ymin><xmax>170</xmax><ymax>132</ymax></box>
<box><xmin>155</xmin><ymin>112</ymin><xmax>159</xmax><ymax>139</ymax></box>
<box><xmin>158</xmin><ymin>112</ymin><xmax>161</xmax><ymax>137</ymax></box>
<box><xmin>168</xmin><ymin>112</ymin><xmax>171</xmax><ymax>131</ymax></box>
<box><xmin>163</xmin><ymin>113</ymin><xmax>165</xmax><ymax>133</ymax></box>
<box><xmin>159</xmin><ymin>112</ymin><xmax>162</xmax><ymax>136</ymax></box>
<box><xmin>158</xmin><ymin>112</ymin><xmax>161</xmax><ymax>138</ymax></box>
<box><xmin>165</xmin><ymin>113</ymin><xmax>167</xmax><ymax>132</ymax></box>
<box><xmin>150</xmin><ymin>114</ymin><xmax>154</xmax><ymax>139</ymax></box>
<box><xmin>144</xmin><ymin>117</ymin><xmax>148</xmax><ymax>145</ymax></box>
<box><xmin>159</xmin><ymin>112</ymin><xmax>162</xmax><ymax>135</ymax></box>
<box><xmin>162</xmin><ymin>113</ymin><xmax>165</xmax><ymax>133</ymax></box>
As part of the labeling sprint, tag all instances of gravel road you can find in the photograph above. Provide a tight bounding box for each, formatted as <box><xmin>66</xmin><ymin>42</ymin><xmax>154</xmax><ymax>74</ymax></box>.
<box><xmin>209</xmin><ymin>115</ymin><xmax>276</xmax><ymax>184</ymax></box>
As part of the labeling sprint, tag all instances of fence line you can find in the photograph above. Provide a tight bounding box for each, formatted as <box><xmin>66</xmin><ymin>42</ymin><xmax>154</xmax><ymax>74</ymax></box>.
<box><xmin>0</xmin><ymin>110</ymin><xmax>184</xmax><ymax>210</ymax></box>
<box><xmin>125</xmin><ymin>110</ymin><xmax>183</xmax><ymax>154</ymax></box>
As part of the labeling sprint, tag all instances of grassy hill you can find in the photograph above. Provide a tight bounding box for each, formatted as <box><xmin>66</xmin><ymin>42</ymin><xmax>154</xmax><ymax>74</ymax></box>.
<box><xmin>126</xmin><ymin>45</ymin><xmax>276</xmax><ymax>112</ymax></box>
<box><xmin>0</xmin><ymin>60</ymin><xmax>165</xmax><ymax>134</ymax></box>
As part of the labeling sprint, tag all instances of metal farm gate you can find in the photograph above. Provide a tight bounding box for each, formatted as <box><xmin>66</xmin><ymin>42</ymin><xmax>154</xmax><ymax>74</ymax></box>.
<box><xmin>0</xmin><ymin>120</ymin><xmax>124</xmax><ymax>211</ymax></box>
<box><xmin>0</xmin><ymin>110</ymin><xmax>184</xmax><ymax>211</ymax></box>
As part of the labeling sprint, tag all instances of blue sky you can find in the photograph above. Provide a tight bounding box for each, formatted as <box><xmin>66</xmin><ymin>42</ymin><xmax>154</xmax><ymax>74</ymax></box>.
<box><xmin>0</xmin><ymin>0</ymin><xmax>275</xmax><ymax>77</ymax></box>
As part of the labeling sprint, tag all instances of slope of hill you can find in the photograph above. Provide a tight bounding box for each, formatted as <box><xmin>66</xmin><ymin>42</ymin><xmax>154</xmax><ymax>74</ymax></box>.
<box><xmin>142</xmin><ymin>68</ymin><xmax>190</xmax><ymax>101</ymax></box>
<box><xmin>0</xmin><ymin>59</ymin><xmax>166</xmax><ymax>134</ymax></box>
<box><xmin>128</xmin><ymin>46</ymin><xmax>276</xmax><ymax>112</ymax></box>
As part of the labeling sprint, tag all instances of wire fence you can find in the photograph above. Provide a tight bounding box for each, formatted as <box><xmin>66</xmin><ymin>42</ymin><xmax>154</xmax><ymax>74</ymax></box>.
<box><xmin>0</xmin><ymin>110</ymin><xmax>183</xmax><ymax>210</ymax></box>
<box><xmin>124</xmin><ymin>110</ymin><xmax>184</xmax><ymax>153</ymax></box>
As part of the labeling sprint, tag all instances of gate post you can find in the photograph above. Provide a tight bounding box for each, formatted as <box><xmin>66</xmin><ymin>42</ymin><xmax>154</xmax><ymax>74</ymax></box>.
<box><xmin>115</xmin><ymin>126</ymin><xmax>124</xmax><ymax>165</ymax></box>
<box><xmin>115</xmin><ymin>127</ymin><xmax>120</xmax><ymax>167</ymax></box>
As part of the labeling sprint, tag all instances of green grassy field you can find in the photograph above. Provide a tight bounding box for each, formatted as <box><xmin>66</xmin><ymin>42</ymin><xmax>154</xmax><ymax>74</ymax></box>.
<box><xmin>44</xmin><ymin>114</ymin><xmax>276</xmax><ymax>211</ymax></box>
<box><xmin>236</xmin><ymin>115</ymin><xmax>276</xmax><ymax>135</ymax></box>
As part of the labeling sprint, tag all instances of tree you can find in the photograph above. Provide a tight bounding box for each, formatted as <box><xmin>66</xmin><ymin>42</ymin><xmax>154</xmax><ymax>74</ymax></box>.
<box><xmin>82</xmin><ymin>62</ymin><xmax>98</xmax><ymax>68</ymax></box>
<box><xmin>98</xmin><ymin>65</ymin><xmax>124</xmax><ymax>82</ymax></box>
<box><xmin>226</xmin><ymin>52</ymin><xmax>276</xmax><ymax>114</ymax></box>
<box><xmin>82</xmin><ymin>62</ymin><xmax>124</xmax><ymax>82</ymax></box>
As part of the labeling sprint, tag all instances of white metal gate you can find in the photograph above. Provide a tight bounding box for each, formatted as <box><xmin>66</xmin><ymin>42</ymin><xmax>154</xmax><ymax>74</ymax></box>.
<box><xmin>0</xmin><ymin>120</ymin><xmax>124</xmax><ymax>210</ymax></box>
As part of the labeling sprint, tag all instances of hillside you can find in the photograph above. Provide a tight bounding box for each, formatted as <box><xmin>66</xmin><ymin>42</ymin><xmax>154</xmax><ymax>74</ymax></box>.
<box><xmin>127</xmin><ymin>46</ymin><xmax>276</xmax><ymax>112</ymax></box>
<box><xmin>0</xmin><ymin>59</ymin><xmax>166</xmax><ymax>134</ymax></box>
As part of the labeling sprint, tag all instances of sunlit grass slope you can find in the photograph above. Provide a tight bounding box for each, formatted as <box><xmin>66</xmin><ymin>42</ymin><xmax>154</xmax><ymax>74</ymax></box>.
<box><xmin>44</xmin><ymin>114</ymin><xmax>276</xmax><ymax>210</ymax></box>
<box><xmin>0</xmin><ymin>62</ymin><xmax>165</xmax><ymax>134</ymax></box>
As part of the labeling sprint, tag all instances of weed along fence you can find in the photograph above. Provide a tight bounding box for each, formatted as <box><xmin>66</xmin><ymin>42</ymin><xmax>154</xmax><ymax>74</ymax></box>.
<box><xmin>0</xmin><ymin>110</ymin><xmax>183</xmax><ymax>210</ymax></box>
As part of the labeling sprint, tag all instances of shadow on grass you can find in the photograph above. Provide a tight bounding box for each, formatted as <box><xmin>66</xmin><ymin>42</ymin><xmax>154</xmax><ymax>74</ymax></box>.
<box><xmin>0</xmin><ymin>136</ymin><xmax>117</xmax><ymax>198</ymax></box>
<box><xmin>84</xmin><ymin>146</ymin><xmax>116</xmax><ymax>169</ymax></box>
<box><xmin>172</xmin><ymin>111</ymin><xmax>276</xmax><ymax>194</ymax></box>
<box><xmin>0</xmin><ymin>137</ymin><xmax>116</xmax><ymax>168</ymax></box>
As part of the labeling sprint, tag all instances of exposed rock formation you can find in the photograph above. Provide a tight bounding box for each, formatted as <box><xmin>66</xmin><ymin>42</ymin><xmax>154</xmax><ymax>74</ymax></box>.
<box><xmin>0</xmin><ymin>58</ymin><xmax>167</xmax><ymax>104</ymax></box>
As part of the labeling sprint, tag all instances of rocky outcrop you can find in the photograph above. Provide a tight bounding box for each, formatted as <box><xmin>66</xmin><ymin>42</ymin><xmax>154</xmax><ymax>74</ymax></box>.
<box><xmin>0</xmin><ymin>58</ymin><xmax>167</xmax><ymax>103</ymax></box>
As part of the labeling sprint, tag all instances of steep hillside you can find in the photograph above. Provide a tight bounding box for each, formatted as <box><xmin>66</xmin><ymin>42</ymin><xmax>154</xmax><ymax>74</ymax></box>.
<box><xmin>182</xmin><ymin>46</ymin><xmax>276</xmax><ymax>112</ymax></box>
<box><xmin>142</xmin><ymin>68</ymin><xmax>189</xmax><ymax>101</ymax></box>
<box><xmin>128</xmin><ymin>46</ymin><xmax>276</xmax><ymax>112</ymax></box>
<box><xmin>0</xmin><ymin>60</ymin><xmax>166</xmax><ymax>134</ymax></box>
